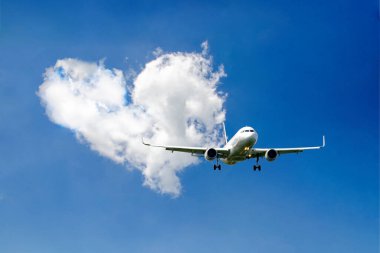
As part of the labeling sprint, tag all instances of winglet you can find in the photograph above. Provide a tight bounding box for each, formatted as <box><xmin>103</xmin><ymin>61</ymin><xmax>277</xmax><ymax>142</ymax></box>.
<box><xmin>322</xmin><ymin>135</ymin><xmax>326</xmax><ymax>148</ymax></box>
<box><xmin>141</xmin><ymin>138</ymin><xmax>165</xmax><ymax>149</ymax></box>
<box><xmin>142</xmin><ymin>137</ymin><xmax>150</xmax><ymax>146</ymax></box>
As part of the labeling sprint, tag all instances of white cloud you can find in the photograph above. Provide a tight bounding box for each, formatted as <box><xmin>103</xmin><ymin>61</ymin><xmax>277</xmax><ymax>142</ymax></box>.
<box><xmin>37</xmin><ymin>47</ymin><xmax>226</xmax><ymax>196</ymax></box>
<box><xmin>201</xmin><ymin>41</ymin><xmax>209</xmax><ymax>56</ymax></box>
<box><xmin>152</xmin><ymin>47</ymin><xmax>164</xmax><ymax>57</ymax></box>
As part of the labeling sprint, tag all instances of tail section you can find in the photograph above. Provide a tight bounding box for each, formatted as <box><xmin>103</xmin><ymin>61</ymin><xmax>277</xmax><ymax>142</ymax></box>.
<box><xmin>222</xmin><ymin>122</ymin><xmax>228</xmax><ymax>145</ymax></box>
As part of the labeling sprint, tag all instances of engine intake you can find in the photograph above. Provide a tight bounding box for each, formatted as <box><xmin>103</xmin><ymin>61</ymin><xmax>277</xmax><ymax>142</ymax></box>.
<box><xmin>204</xmin><ymin>148</ymin><xmax>217</xmax><ymax>161</ymax></box>
<box><xmin>265</xmin><ymin>149</ymin><xmax>278</xmax><ymax>162</ymax></box>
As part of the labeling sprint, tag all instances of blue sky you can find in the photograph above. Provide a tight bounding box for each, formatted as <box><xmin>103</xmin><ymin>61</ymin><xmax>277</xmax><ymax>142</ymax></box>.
<box><xmin>0</xmin><ymin>0</ymin><xmax>378</xmax><ymax>252</ymax></box>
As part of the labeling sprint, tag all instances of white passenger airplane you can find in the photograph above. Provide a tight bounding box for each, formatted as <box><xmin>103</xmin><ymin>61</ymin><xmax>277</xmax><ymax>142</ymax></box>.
<box><xmin>142</xmin><ymin>124</ymin><xmax>325</xmax><ymax>171</ymax></box>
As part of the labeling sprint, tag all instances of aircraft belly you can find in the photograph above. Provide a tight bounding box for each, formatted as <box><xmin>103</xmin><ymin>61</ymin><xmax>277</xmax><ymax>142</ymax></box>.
<box><xmin>221</xmin><ymin>159</ymin><xmax>235</xmax><ymax>165</ymax></box>
<box><xmin>222</xmin><ymin>156</ymin><xmax>245</xmax><ymax>165</ymax></box>
<box><xmin>223</xmin><ymin>137</ymin><xmax>254</xmax><ymax>164</ymax></box>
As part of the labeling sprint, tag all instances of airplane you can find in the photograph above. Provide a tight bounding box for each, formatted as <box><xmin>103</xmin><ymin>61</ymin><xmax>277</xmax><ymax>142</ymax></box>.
<box><xmin>142</xmin><ymin>124</ymin><xmax>325</xmax><ymax>171</ymax></box>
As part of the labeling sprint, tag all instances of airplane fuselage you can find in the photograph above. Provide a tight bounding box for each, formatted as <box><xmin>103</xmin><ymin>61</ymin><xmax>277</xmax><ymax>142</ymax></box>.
<box><xmin>222</xmin><ymin>126</ymin><xmax>258</xmax><ymax>165</ymax></box>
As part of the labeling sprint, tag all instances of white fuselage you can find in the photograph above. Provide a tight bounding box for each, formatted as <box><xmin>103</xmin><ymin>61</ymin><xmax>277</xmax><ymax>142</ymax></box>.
<box><xmin>222</xmin><ymin>126</ymin><xmax>258</xmax><ymax>165</ymax></box>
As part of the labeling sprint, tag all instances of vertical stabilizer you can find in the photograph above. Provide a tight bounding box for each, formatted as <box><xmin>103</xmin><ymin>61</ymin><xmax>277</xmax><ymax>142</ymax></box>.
<box><xmin>222</xmin><ymin>122</ymin><xmax>228</xmax><ymax>145</ymax></box>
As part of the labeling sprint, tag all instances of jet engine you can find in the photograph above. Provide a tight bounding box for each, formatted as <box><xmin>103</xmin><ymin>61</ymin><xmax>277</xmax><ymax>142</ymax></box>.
<box><xmin>265</xmin><ymin>149</ymin><xmax>278</xmax><ymax>162</ymax></box>
<box><xmin>204</xmin><ymin>148</ymin><xmax>218</xmax><ymax>161</ymax></box>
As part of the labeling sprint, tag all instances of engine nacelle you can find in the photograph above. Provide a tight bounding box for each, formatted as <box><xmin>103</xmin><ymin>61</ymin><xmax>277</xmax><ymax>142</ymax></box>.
<box><xmin>265</xmin><ymin>149</ymin><xmax>278</xmax><ymax>162</ymax></box>
<box><xmin>204</xmin><ymin>148</ymin><xmax>217</xmax><ymax>161</ymax></box>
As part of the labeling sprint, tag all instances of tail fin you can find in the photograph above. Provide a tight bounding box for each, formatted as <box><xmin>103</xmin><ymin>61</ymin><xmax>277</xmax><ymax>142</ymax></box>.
<box><xmin>222</xmin><ymin>122</ymin><xmax>228</xmax><ymax>145</ymax></box>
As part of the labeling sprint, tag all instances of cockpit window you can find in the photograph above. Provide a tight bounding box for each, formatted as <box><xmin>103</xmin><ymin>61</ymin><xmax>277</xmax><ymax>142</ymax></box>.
<box><xmin>250</xmin><ymin>130</ymin><xmax>254</xmax><ymax>132</ymax></box>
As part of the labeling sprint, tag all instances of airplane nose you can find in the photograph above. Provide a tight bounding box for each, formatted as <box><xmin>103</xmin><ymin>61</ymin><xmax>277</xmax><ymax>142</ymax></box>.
<box><xmin>251</xmin><ymin>132</ymin><xmax>258</xmax><ymax>144</ymax></box>
<box><xmin>247</xmin><ymin>132</ymin><xmax>256</xmax><ymax>145</ymax></box>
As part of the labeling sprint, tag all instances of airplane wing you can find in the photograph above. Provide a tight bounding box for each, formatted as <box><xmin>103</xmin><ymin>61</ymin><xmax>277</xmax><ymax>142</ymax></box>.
<box><xmin>249</xmin><ymin>136</ymin><xmax>325</xmax><ymax>157</ymax></box>
<box><xmin>142</xmin><ymin>139</ymin><xmax>230</xmax><ymax>158</ymax></box>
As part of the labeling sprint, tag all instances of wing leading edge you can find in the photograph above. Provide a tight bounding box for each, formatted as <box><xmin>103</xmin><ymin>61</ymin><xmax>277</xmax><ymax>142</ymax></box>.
<box><xmin>249</xmin><ymin>135</ymin><xmax>325</xmax><ymax>157</ymax></box>
<box><xmin>142</xmin><ymin>139</ymin><xmax>230</xmax><ymax>158</ymax></box>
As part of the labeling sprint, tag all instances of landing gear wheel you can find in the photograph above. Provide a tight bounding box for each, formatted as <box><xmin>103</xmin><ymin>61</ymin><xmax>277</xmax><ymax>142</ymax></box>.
<box><xmin>213</xmin><ymin>155</ymin><xmax>221</xmax><ymax>171</ymax></box>
<box><xmin>218</xmin><ymin>164</ymin><xmax>221</xmax><ymax>170</ymax></box>
<box><xmin>213</xmin><ymin>164</ymin><xmax>221</xmax><ymax>170</ymax></box>
<box><xmin>253</xmin><ymin>157</ymin><xmax>261</xmax><ymax>171</ymax></box>
<box><xmin>253</xmin><ymin>165</ymin><xmax>261</xmax><ymax>171</ymax></box>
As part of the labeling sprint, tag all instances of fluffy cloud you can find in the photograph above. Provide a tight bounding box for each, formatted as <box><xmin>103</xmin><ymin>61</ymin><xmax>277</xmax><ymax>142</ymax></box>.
<box><xmin>38</xmin><ymin>47</ymin><xmax>226</xmax><ymax>196</ymax></box>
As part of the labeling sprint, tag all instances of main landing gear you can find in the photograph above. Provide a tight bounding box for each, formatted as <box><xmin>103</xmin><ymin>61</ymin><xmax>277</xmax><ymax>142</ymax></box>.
<box><xmin>213</xmin><ymin>156</ymin><xmax>221</xmax><ymax>170</ymax></box>
<box><xmin>253</xmin><ymin>156</ymin><xmax>261</xmax><ymax>171</ymax></box>
<box><xmin>213</xmin><ymin>164</ymin><xmax>221</xmax><ymax>170</ymax></box>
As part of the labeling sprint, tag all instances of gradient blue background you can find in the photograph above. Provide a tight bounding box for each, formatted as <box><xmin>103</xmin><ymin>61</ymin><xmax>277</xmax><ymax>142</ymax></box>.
<box><xmin>0</xmin><ymin>0</ymin><xmax>378</xmax><ymax>252</ymax></box>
